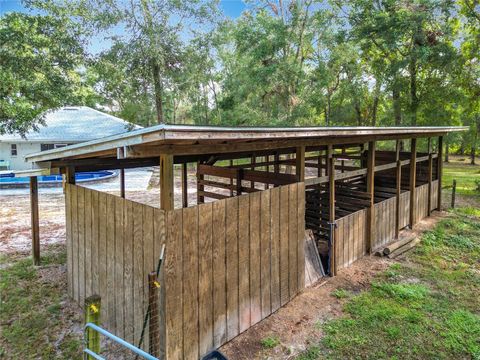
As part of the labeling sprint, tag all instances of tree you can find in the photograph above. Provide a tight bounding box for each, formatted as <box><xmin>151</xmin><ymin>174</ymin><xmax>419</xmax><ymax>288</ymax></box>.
<box><xmin>33</xmin><ymin>0</ymin><xmax>219</xmax><ymax>125</ymax></box>
<box><xmin>0</xmin><ymin>12</ymin><xmax>86</xmax><ymax>135</ymax></box>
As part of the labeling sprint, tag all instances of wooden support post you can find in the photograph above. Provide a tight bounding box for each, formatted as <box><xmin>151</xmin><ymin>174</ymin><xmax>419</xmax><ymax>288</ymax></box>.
<box><xmin>251</xmin><ymin>155</ymin><xmax>256</xmax><ymax>189</ymax></box>
<box><xmin>181</xmin><ymin>163</ymin><xmax>188</xmax><ymax>208</ymax></box>
<box><xmin>264</xmin><ymin>156</ymin><xmax>269</xmax><ymax>189</ymax></box>
<box><xmin>409</xmin><ymin>138</ymin><xmax>417</xmax><ymax>228</ymax></box>
<box><xmin>327</xmin><ymin>145</ymin><xmax>336</xmax><ymax>276</ymax></box>
<box><xmin>236</xmin><ymin>169</ymin><xmax>243</xmax><ymax>196</ymax></box>
<box><xmin>120</xmin><ymin>168</ymin><xmax>125</xmax><ymax>198</ymax></box>
<box><xmin>296</xmin><ymin>146</ymin><xmax>305</xmax><ymax>182</ymax></box>
<box><xmin>451</xmin><ymin>179</ymin><xmax>456</xmax><ymax>209</ymax></box>
<box><xmin>366</xmin><ymin>141</ymin><xmax>376</xmax><ymax>254</ymax></box>
<box><xmin>63</xmin><ymin>165</ymin><xmax>75</xmax><ymax>193</ymax></box>
<box><xmin>85</xmin><ymin>295</ymin><xmax>101</xmax><ymax>360</ymax></box>
<box><xmin>274</xmin><ymin>152</ymin><xmax>280</xmax><ymax>174</ymax></box>
<box><xmin>437</xmin><ymin>136</ymin><xmax>443</xmax><ymax>210</ymax></box>
<box><xmin>317</xmin><ymin>151</ymin><xmax>322</xmax><ymax>177</ymax></box>
<box><xmin>197</xmin><ymin>161</ymin><xmax>204</xmax><ymax>204</ymax></box>
<box><xmin>427</xmin><ymin>138</ymin><xmax>433</xmax><ymax>216</ymax></box>
<box><xmin>395</xmin><ymin>140</ymin><xmax>402</xmax><ymax>239</ymax></box>
<box><xmin>229</xmin><ymin>160</ymin><xmax>234</xmax><ymax>196</ymax></box>
<box><xmin>30</xmin><ymin>176</ymin><xmax>40</xmax><ymax>266</ymax></box>
<box><xmin>341</xmin><ymin>147</ymin><xmax>346</xmax><ymax>173</ymax></box>
<box><xmin>148</xmin><ymin>272</ymin><xmax>160</xmax><ymax>357</ymax></box>
<box><xmin>160</xmin><ymin>154</ymin><xmax>174</xmax><ymax>210</ymax></box>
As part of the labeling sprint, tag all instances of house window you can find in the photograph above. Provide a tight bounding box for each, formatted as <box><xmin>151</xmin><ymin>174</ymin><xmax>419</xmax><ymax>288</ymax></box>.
<box><xmin>11</xmin><ymin>144</ymin><xmax>17</xmax><ymax>156</ymax></box>
<box><xmin>41</xmin><ymin>143</ymin><xmax>70</xmax><ymax>151</ymax></box>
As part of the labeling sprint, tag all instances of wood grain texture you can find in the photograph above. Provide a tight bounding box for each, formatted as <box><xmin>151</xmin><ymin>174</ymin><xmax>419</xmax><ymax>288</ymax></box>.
<box><xmin>249</xmin><ymin>191</ymin><xmax>262</xmax><ymax>325</ymax></box>
<box><xmin>198</xmin><ymin>202</ymin><xmax>214</xmax><ymax>356</ymax></box>
<box><xmin>212</xmin><ymin>200</ymin><xmax>227</xmax><ymax>347</ymax></box>
<box><xmin>225</xmin><ymin>196</ymin><xmax>239</xmax><ymax>341</ymax></box>
<box><xmin>260</xmin><ymin>190</ymin><xmax>271</xmax><ymax>317</ymax></box>
<box><xmin>237</xmin><ymin>195</ymin><xmax>251</xmax><ymax>332</ymax></box>
<box><xmin>270</xmin><ymin>187</ymin><xmax>281</xmax><ymax>311</ymax></box>
<box><xmin>182</xmin><ymin>206</ymin><xmax>199</xmax><ymax>360</ymax></box>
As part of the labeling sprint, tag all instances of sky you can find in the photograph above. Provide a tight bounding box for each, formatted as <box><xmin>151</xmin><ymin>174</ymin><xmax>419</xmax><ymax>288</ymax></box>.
<box><xmin>0</xmin><ymin>0</ymin><xmax>247</xmax><ymax>53</ymax></box>
<box><xmin>0</xmin><ymin>0</ymin><xmax>246</xmax><ymax>17</ymax></box>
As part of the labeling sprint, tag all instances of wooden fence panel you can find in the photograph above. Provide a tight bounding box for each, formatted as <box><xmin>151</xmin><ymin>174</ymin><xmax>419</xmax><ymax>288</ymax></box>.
<box><xmin>65</xmin><ymin>184</ymin><xmax>165</xmax><ymax>351</ymax></box>
<box><xmin>372</xmin><ymin>197</ymin><xmax>396</xmax><ymax>250</ymax></box>
<box><xmin>66</xmin><ymin>183</ymin><xmax>304</xmax><ymax>359</ymax></box>
<box><xmin>335</xmin><ymin>209</ymin><xmax>367</xmax><ymax>270</ymax></box>
<box><xmin>431</xmin><ymin>180</ymin><xmax>438</xmax><ymax>211</ymax></box>
<box><xmin>163</xmin><ymin>183</ymin><xmax>305</xmax><ymax>359</ymax></box>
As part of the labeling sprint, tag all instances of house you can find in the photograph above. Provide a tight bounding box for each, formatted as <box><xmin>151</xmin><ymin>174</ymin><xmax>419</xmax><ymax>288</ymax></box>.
<box><xmin>0</xmin><ymin>106</ymin><xmax>139</xmax><ymax>170</ymax></box>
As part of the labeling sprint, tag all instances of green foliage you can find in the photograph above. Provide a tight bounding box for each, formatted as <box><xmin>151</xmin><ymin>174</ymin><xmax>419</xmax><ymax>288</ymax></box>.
<box><xmin>331</xmin><ymin>288</ymin><xmax>350</xmax><ymax>299</ymax></box>
<box><xmin>0</xmin><ymin>12</ymin><xmax>91</xmax><ymax>135</ymax></box>
<box><xmin>260</xmin><ymin>336</ymin><xmax>281</xmax><ymax>349</ymax></box>
<box><xmin>298</xmin><ymin>210</ymin><xmax>480</xmax><ymax>359</ymax></box>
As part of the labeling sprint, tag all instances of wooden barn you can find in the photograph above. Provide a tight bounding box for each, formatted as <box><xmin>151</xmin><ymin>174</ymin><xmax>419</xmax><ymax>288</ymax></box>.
<box><xmin>25</xmin><ymin>125</ymin><xmax>465</xmax><ymax>359</ymax></box>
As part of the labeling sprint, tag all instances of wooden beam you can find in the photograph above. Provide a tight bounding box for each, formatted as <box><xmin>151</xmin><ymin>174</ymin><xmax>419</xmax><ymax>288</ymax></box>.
<box><xmin>296</xmin><ymin>146</ymin><xmax>305</xmax><ymax>182</ymax></box>
<box><xmin>437</xmin><ymin>136</ymin><xmax>443</xmax><ymax>210</ymax></box>
<box><xmin>30</xmin><ymin>176</ymin><xmax>40</xmax><ymax>266</ymax></box>
<box><xmin>160</xmin><ymin>154</ymin><xmax>174</xmax><ymax>210</ymax></box>
<box><xmin>327</xmin><ymin>145</ymin><xmax>336</xmax><ymax>276</ymax></box>
<box><xmin>250</xmin><ymin>155</ymin><xmax>255</xmax><ymax>188</ymax></box>
<box><xmin>197</xmin><ymin>161</ymin><xmax>204</xmax><ymax>204</ymax></box>
<box><xmin>229</xmin><ymin>160</ymin><xmax>234</xmax><ymax>196</ymax></box>
<box><xmin>427</xmin><ymin>138</ymin><xmax>433</xmax><ymax>216</ymax></box>
<box><xmin>182</xmin><ymin>163</ymin><xmax>188</xmax><ymax>208</ymax></box>
<box><xmin>120</xmin><ymin>169</ymin><xmax>125</xmax><ymax>199</ymax></box>
<box><xmin>395</xmin><ymin>140</ymin><xmax>402</xmax><ymax>239</ymax></box>
<box><xmin>366</xmin><ymin>141</ymin><xmax>376</xmax><ymax>254</ymax></box>
<box><xmin>409</xmin><ymin>138</ymin><xmax>417</xmax><ymax>228</ymax></box>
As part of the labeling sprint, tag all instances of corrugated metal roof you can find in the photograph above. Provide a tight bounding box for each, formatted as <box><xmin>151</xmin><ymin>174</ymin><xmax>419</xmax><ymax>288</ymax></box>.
<box><xmin>0</xmin><ymin>106</ymin><xmax>141</xmax><ymax>142</ymax></box>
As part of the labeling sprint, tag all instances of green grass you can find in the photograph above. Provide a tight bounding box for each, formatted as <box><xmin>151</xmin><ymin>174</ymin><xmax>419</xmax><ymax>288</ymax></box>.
<box><xmin>0</xmin><ymin>245</ymin><xmax>82</xmax><ymax>359</ymax></box>
<box><xmin>260</xmin><ymin>336</ymin><xmax>281</xmax><ymax>349</ymax></box>
<box><xmin>443</xmin><ymin>159</ymin><xmax>480</xmax><ymax>196</ymax></box>
<box><xmin>297</xmin><ymin>210</ymin><xmax>480</xmax><ymax>359</ymax></box>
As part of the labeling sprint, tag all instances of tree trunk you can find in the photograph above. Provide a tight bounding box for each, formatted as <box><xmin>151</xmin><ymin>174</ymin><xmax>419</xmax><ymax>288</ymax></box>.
<box><xmin>393</xmin><ymin>83</ymin><xmax>403</xmax><ymax>150</ymax></box>
<box><xmin>472</xmin><ymin>129</ymin><xmax>478</xmax><ymax>165</ymax></box>
<box><xmin>355</xmin><ymin>102</ymin><xmax>362</xmax><ymax>126</ymax></box>
<box><xmin>326</xmin><ymin>95</ymin><xmax>331</xmax><ymax>126</ymax></box>
<box><xmin>445</xmin><ymin>142</ymin><xmax>450</xmax><ymax>163</ymax></box>
<box><xmin>151</xmin><ymin>60</ymin><xmax>164</xmax><ymax>124</ymax></box>
<box><xmin>409</xmin><ymin>57</ymin><xmax>418</xmax><ymax>126</ymax></box>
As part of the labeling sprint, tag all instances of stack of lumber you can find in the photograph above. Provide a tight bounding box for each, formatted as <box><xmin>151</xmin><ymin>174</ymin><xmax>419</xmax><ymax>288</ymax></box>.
<box><xmin>376</xmin><ymin>236</ymin><xmax>421</xmax><ymax>259</ymax></box>
<box><xmin>305</xmin><ymin>230</ymin><xmax>325</xmax><ymax>287</ymax></box>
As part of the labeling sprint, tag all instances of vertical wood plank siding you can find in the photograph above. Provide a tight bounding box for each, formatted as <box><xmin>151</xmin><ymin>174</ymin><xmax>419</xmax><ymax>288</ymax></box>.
<box><xmin>164</xmin><ymin>182</ymin><xmax>305</xmax><ymax>359</ymax></box>
<box><xmin>65</xmin><ymin>184</ymin><xmax>166</xmax><ymax>351</ymax></box>
<box><xmin>66</xmin><ymin>182</ymin><xmax>305</xmax><ymax>359</ymax></box>
<box><xmin>335</xmin><ymin>180</ymin><xmax>439</xmax><ymax>267</ymax></box>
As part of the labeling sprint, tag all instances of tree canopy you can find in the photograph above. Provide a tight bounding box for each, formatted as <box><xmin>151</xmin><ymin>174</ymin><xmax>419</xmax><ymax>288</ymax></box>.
<box><xmin>0</xmin><ymin>0</ymin><xmax>478</xmax><ymax>158</ymax></box>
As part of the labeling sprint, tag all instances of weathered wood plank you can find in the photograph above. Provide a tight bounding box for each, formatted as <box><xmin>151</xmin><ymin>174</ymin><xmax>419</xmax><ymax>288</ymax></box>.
<box><xmin>65</xmin><ymin>185</ymin><xmax>73</xmax><ymax>297</ymax></box>
<box><xmin>165</xmin><ymin>210</ymin><xmax>183</xmax><ymax>359</ymax></box>
<box><xmin>260</xmin><ymin>190</ymin><xmax>271</xmax><ymax>317</ymax></box>
<box><xmin>142</xmin><ymin>205</ymin><xmax>154</xmax><ymax>351</ymax></box>
<box><xmin>237</xmin><ymin>195</ymin><xmax>251</xmax><ymax>333</ymax></box>
<box><xmin>98</xmin><ymin>192</ymin><xmax>107</xmax><ymax>319</ymax></box>
<box><xmin>270</xmin><ymin>187</ymin><xmax>281</xmax><ymax>310</ymax></box>
<box><xmin>106</xmin><ymin>192</ymin><xmax>116</xmax><ymax>330</ymax></box>
<box><xmin>71</xmin><ymin>185</ymin><xmax>78</xmax><ymax>301</ymax></box>
<box><xmin>78</xmin><ymin>186</ymin><xmax>86</xmax><ymax>302</ymax></box>
<box><xmin>132</xmin><ymin>202</ymin><xmax>144</xmax><ymax>346</ymax></box>
<box><xmin>279</xmin><ymin>186</ymin><xmax>290</xmax><ymax>306</ymax></box>
<box><xmin>249</xmin><ymin>191</ymin><xmax>262</xmax><ymax>324</ymax></box>
<box><xmin>288</xmin><ymin>183</ymin><xmax>298</xmax><ymax>298</ymax></box>
<box><xmin>198</xmin><ymin>202</ymin><xmax>214</xmax><ymax>356</ymax></box>
<box><xmin>212</xmin><ymin>200</ymin><xmax>227</xmax><ymax>347</ymax></box>
<box><xmin>114</xmin><ymin>196</ymin><xmax>125</xmax><ymax>338</ymax></box>
<box><xmin>84</xmin><ymin>189</ymin><xmax>92</xmax><ymax>298</ymax></box>
<box><xmin>123</xmin><ymin>200</ymin><xmax>134</xmax><ymax>343</ymax></box>
<box><xmin>297</xmin><ymin>183</ymin><xmax>305</xmax><ymax>291</ymax></box>
<box><xmin>91</xmin><ymin>190</ymin><xmax>99</xmax><ymax>302</ymax></box>
<box><xmin>225</xmin><ymin>197</ymin><xmax>239</xmax><ymax>341</ymax></box>
<box><xmin>182</xmin><ymin>206</ymin><xmax>199</xmax><ymax>360</ymax></box>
